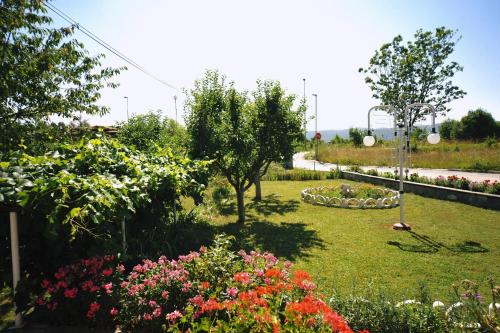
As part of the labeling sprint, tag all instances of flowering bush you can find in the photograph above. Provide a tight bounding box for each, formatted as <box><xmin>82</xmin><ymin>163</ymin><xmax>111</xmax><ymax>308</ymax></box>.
<box><xmin>35</xmin><ymin>254</ymin><xmax>121</xmax><ymax>326</ymax></box>
<box><xmin>35</xmin><ymin>235</ymin><xmax>366</xmax><ymax>332</ymax></box>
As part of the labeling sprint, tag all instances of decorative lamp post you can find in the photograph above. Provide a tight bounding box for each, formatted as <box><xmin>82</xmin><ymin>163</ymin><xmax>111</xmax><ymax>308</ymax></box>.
<box><xmin>174</xmin><ymin>95</ymin><xmax>178</xmax><ymax>123</ymax></box>
<box><xmin>363</xmin><ymin>103</ymin><xmax>439</xmax><ymax>231</ymax></box>
<box><xmin>313</xmin><ymin>94</ymin><xmax>318</xmax><ymax>165</ymax></box>
<box><xmin>303</xmin><ymin>78</ymin><xmax>307</xmax><ymax>151</ymax></box>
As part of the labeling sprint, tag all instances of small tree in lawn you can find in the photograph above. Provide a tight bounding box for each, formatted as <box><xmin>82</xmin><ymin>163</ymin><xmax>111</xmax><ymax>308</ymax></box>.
<box><xmin>359</xmin><ymin>27</ymin><xmax>466</xmax><ymax>127</ymax></box>
<box><xmin>184</xmin><ymin>70</ymin><xmax>303</xmax><ymax>223</ymax></box>
<box><xmin>0</xmin><ymin>0</ymin><xmax>122</xmax><ymax>153</ymax></box>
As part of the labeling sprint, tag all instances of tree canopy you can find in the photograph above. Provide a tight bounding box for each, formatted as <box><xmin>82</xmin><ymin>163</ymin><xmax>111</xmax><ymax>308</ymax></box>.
<box><xmin>0</xmin><ymin>0</ymin><xmax>122</xmax><ymax>151</ymax></box>
<box><xmin>184</xmin><ymin>70</ymin><xmax>303</xmax><ymax>223</ymax></box>
<box><xmin>359</xmin><ymin>27</ymin><xmax>466</xmax><ymax>126</ymax></box>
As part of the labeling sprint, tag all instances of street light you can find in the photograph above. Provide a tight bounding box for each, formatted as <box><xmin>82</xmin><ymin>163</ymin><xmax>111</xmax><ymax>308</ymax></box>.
<box><xmin>312</xmin><ymin>93</ymin><xmax>318</xmax><ymax>169</ymax></box>
<box><xmin>124</xmin><ymin>96</ymin><xmax>129</xmax><ymax>121</ymax></box>
<box><xmin>363</xmin><ymin>103</ymin><xmax>439</xmax><ymax>231</ymax></box>
<box><xmin>173</xmin><ymin>95</ymin><xmax>178</xmax><ymax>123</ymax></box>
<box><xmin>303</xmin><ymin>78</ymin><xmax>306</xmax><ymax>151</ymax></box>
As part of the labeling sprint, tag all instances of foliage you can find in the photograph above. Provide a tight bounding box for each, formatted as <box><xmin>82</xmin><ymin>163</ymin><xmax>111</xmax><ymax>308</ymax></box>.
<box><xmin>348</xmin><ymin>128</ymin><xmax>364</xmax><ymax>147</ymax></box>
<box><xmin>330</xmin><ymin>134</ymin><xmax>349</xmax><ymax>145</ymax></box>
<box><xmin>0</xmin><ymin>134</ymin><xmax>210</xmax><ymax>290</ymax></box>
<box><xmin>262</xmin><ymin>164</ymin><xmax>341</xmax><ymax>181</ymax></box>
<box><xmin>439</xmin><ymin>119</ymin><xmax>461</xmax><ymax>140</ymax></box>
<box><xmin>359</xmin><ymin>27</ymin><xmax>466</xmax><ymax>126</ymax></box>
<box><xmin>184</xmin><ymin>70</ymin><xmax>303</xmax><ymax>222</ymax></box>
<box><xmin>459</xmin><ymin>108</ymin><xmax>498</xmax><ymax>140</ymax></box>
<box><xmin>0</xmin><ymin>0</ymin><xmax>122</xmax><ymax>152</ymax></box>
<box><xmin>34</xmin><ymin>235</ymin><xmax>362</xmax><ymax>332</ymax></box>
<box><xmin>116</xmin><ymin>110</ymin><xmax>188</xmax><ymax>153</ymax></box>
<box><xmin>330</xmin><ymin>280</ymin><xmax>500</xmax><ymax>333</ymax></box>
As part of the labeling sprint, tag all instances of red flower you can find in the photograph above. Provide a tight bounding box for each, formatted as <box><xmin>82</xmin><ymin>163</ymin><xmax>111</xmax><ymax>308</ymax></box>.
<box><xmin>110</xmin><ymin>307</ymin><xmax>118</xmax><ymax>316</ymax></box>
<box><xmin>63</xmin><ymin>288</ymin><xmax>78</xmax><ymax>299</ymax></box>
<box><xmin>102</xmin><ymin>267</ymin><xmax>113</xmax><ymax>277</ymax></box>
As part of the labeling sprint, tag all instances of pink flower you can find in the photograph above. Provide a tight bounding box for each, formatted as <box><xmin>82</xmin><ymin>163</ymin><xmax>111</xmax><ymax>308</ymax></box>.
<box><xmin>110</xmin><ymin>307</ymin><xmax>118</xmax><ymax>316</ymax></box>
<box><xmin>86</xmin><ymin>302</ymin><xmax>100</xmax><ymax>319</ymax></box>
<box><xmin>153</xmin><ymin>307</ymin><xmax>162</xmax><ymax>318</ymax></box>
<box><xmin>148</xmin><ymin>300</ymin><xmax>157</xmax><ymax>308</ymax></box>
<box><xmin>143</xmin><ymin>313</ymin><xmax>152</xmax><ymax>321</ymax></box>
<box><xmin>189</xmin><ymin>295</ymin><xmax>204</xmax><ymax>306</ymax></box>
<box><xmin>166</xmin><ymin>310</ymin><xmax>182</xmax><ymax>322</ymax></box>
<box><xmin>116</xmin><ymin>264</ymin><xmax>125</xmax><ymax>274</ymax></box>
<box><xmin>226</xmin><ymin>287</ymin><xmax>239</xmax><ymax>298</ymax></box>
<box><xmin>161</xmin><ymin>290</ymin><xmax>169</xmax><ymax>299</ymax></box>
<box><xmin>103</xmin><ymin>282</ymin><xmax>113</xmax><ymax>295</ymax></box>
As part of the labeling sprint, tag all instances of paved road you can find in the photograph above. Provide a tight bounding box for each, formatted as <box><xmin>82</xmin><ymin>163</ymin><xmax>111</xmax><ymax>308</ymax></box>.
<box><xmin>293</xmin><ymin>152</ymin><xmax>500</xmax><ymax>183</ymax></box>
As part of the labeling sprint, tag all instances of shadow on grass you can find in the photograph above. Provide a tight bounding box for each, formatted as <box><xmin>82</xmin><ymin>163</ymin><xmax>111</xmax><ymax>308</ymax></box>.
<box><xmin>387</xmin><ymin>231</ymin><xmax>489</xmax><ymax>254</ymax></box>
<box><xmin>218</xmin><ymin>219</ymin><xmax>325</xmax><ymax>261</ymax></box>
<box><xmin>247</xmin><ymin>194</ymin><xmax>300</xmax><ymax>216</ymax></box>
<box><xmin>214</xmin><ymin>194</ymin><xmax>300</xmax><ymax>217</ymax></box>
<box><xmin>160</xmin><ymin>217</ymin><xmax>325</xmax><ymax>262</ymax></box>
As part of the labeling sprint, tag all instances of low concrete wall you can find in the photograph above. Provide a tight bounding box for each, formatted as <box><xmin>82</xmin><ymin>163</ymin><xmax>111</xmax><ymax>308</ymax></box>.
<box><xmin>342</xmin><ymin>171</ymin><xmax>500</xmax><ymax>211</ymax></box>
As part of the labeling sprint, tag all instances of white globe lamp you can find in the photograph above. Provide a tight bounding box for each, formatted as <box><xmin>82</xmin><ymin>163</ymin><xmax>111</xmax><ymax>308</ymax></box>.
<box><xmin>363</xmin><ymin>135</ymin><xmax>376</xmax><ymax>147</ymax></box>
<box><xmin>427</xmin><ymin>132</ymin><xmax>440</xmax><ymax>144</ymax></box>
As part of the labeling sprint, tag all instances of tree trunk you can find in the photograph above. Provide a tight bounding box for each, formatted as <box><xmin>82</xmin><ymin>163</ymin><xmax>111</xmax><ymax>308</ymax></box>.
<box><xmin>236</xmin><ymin>188</ymin><xmax>245</xmax><ymax>224</ymax></box>
<box><xmin>254</xmin><ymin>174</ymin><xmax>262</xmax><ymax>201</ymax></box>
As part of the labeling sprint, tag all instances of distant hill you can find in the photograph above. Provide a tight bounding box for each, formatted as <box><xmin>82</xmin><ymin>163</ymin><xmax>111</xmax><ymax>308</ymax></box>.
<box><xmin>307</xmin><ymin>124</ymin><xmax>440</xmax><ymax>142</ymax></box>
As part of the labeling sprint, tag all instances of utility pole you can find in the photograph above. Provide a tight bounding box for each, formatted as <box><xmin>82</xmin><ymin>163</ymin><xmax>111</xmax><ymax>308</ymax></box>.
<box><xmin>124</xmin><ymin>96</ymin><xmax>129</xmax><ymax>121</ymax></box>
<box><xmin>173</xmin><ymin>95</ymin><xmax>178</xmax><ymax>123</ymax></box>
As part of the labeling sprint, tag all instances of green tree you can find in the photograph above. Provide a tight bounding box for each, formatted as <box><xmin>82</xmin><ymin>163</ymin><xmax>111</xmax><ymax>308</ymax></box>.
<box><xmin>349</xmin><ymin>128</ymin><xmax>363</xmax><ymax>147</ymax></box>
<box><xmin>359</xmin><ymin>27</ymin><xmax>466</xmax><ymax>126</ymax></box>
<box><xmin>459</xmin><ymin>108</ymin><xmax>497</xmax><ymax>140</ymax></box>
<box><xmin>117</xmin><ymin>111</ymin><xmax>188</xmax><ymax>152</ymax></box>
<box><xmin>185</xmin><ymin>70</ymin><xmax>303</xmax><ymax>223</ymax></box>
<box><xmin>439</xmin><ymin>118</ymin><xmax>461</xmax><ymax>139</ymax></box>
<box><xmin>0</xmin><ymin>0</ymin><xmax>122</xmax><ymax>152</ymax></box>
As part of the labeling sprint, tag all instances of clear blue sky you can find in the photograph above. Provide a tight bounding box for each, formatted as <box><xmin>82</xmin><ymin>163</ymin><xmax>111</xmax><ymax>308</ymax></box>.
<box><xmin>51</xmin><ymin>0</ymin><xmax>500</xmax><ymax>130</ymax></box>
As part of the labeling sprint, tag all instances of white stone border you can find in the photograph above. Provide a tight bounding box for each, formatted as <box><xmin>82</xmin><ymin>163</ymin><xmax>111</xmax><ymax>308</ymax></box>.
<box><xmin>301</xmin><ymin>186</ymin><xmax>399</xmax><ymax>209</ymax></box>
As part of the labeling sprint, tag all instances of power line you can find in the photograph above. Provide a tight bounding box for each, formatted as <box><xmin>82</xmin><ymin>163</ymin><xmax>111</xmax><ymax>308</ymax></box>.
<box><xmin>44</xmin><ymin>2</ymin><xmax>179</xmax><ymax>91</ymax></box>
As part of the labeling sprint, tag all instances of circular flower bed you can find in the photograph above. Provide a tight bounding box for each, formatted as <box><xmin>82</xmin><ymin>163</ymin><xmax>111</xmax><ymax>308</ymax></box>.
<box><xmin>301</xmin><ymin>184</ymin><xmax>399</xmax><ymax>209</ymax></box>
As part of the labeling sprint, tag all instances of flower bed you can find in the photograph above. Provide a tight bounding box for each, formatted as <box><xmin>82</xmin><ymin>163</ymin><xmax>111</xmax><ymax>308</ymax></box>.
<box><xmin>301</xmin><ymin>184</ymin><xmax>399</xmax><ymax>209</ymax></box>
<box><xmin>33</xmin><ymin>235</ymin><xmax>366</xmax><ymax>333</ymax></box>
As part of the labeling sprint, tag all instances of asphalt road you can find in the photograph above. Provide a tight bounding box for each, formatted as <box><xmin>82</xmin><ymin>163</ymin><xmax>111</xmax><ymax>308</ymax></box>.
<box><xmin>293</xmin><ymin>152</ymin><xmax>500</xmax><ymax>183</ymax></box>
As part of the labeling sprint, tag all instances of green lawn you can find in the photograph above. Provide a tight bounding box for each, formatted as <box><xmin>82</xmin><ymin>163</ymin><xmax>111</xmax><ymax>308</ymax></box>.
<box><xmin>2</xmin><ymin>179</ymin><xmax>498</xmax><ymax>329</ymax></box>
<box><xmin>198</xmin><ymin>179</ymin><xmax>500</xmax><ymax>300</ymax></box>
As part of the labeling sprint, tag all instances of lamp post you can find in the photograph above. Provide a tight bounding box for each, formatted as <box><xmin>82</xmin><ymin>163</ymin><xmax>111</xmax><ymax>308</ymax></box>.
<box><xmin>363</xmin><ymin>103</ymin><xmax>440</xmax><ymax>231</ymax></box>
<box><xmin>312</xmin><ymin>93</ymin><xmax>318</xmax><ymax>170</ymax></box>
<box><xmin>174</xmin><ymin>95</ymin><xmax>178</xmax><ymax>123</ymax></box>
<box><xmin>303</xmin><ymin>79</ymin><xmax>307</xmax><ymax>151</ymax></box>
<box><xmin>124</xmin><ymin>96</ymin><xmax>129</xmax><ymax>121</ymax></box>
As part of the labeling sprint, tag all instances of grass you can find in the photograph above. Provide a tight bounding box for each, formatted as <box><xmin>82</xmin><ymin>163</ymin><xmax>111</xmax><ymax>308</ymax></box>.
<box><xmin>315</xmin><ymin>140</ymin><xmax>500</xmax><ymax>171</ymax></box>
<box><xmin>189</xmin><ymin>179</ymin><xmax>500</xmax><ymax>300</ymax></box>
<box><xmin>2</xmin><ymin>179</ymin><xmax>498</xmax><ymax>329</ymax></box>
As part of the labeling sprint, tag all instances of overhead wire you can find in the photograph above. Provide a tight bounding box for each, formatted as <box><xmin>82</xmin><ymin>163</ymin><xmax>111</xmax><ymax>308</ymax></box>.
<box><xmin>43</xmin><ymin>2</ymin><xmax>179</xmax><ymax>91</ymax></box>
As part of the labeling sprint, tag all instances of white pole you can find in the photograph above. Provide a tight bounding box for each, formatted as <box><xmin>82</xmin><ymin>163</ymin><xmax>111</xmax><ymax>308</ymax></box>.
<box><xmin>398</xmin><ymin>127</ymin><xmax>406</xmax><ymax>228</ymax></box>
<box><xmin>9</xmin><ymin>211</ymin><xmax>23</xmax><ymax>328</ymax></box>
<box><xmin>174</xmin><ymin>95</ymin><xmax>178</xmax><ymax>123</ymax></box>
<box><xmin>121</xmin><ymin>219</ymin><xmax>127</xmax><ymax>254</ymax></box>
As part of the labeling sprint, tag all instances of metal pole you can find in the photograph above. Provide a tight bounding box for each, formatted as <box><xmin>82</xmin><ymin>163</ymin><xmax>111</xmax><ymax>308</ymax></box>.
<box><xmin>313</xmin><ymin>94</ymin><xmax>318</xmax><ymax>162</ymax></box>
<box><xmin>398</xmin><ymin>127</ymin><xmax>406</xmax><ymax>228</ymax></box>
<box><xmin>10</xmin><ymin>212</ymin><xmax>23</xmax><ymax>328</ymax></box>
<box><xmin>174</xmin><ymin>95</ymin><xmax>178</xmax><ymax>123</ymax></box>
<box><xmin>303</xmin><ymin>78</ymin><xmax>306</xmax><ymax>151</ymax></box>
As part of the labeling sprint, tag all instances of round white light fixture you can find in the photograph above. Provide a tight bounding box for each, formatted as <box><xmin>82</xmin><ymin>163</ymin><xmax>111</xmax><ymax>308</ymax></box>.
<box><xmin>427</xmin><ymin>133</ymin><xmax>441</xmax><ymax>144</ymax></box>
<box><xmin>363</xmin><ymin>135</ymin><xmax>376</xmax><ymax>147</ymax></box>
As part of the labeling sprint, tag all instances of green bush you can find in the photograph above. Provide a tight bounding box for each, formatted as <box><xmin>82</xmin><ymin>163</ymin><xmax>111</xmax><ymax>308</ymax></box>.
<box><xmin>0</xmin><ymin>135</ymin><xmax>210</xmax><ymax>295</ymax></box>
